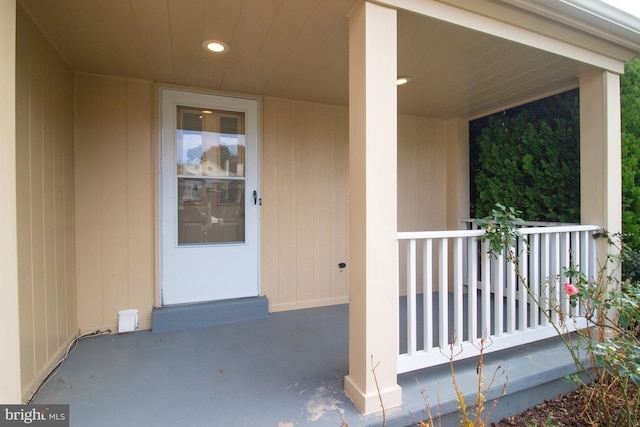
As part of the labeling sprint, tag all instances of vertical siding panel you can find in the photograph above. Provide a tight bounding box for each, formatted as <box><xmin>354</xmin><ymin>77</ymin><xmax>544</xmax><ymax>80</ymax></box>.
<box><xmin>330</xmin><ymin>107</ymin><xmax>348</xmax><ymax>298</ymax></box>
<box><xmin>312</xmin><ymin>105</ymin><xmax>332</xmax><ymax>300</ymax></box>
<box><xmin>62</xmin><ymin>70</ymin><xmax>76</xmax><ymax>338</ymax></box>
<box><xmin>397</xmin><ymin>115</ymin><xmax>447</xmax><ymax>232</ymax></box>
<box><xmin>53</xmin><ymin>63</ymin><xmax>67</xmax><ymax>347</ymax></box>
<box><xmin>75</xmin><ymin>75</ymin><xmax>104</xmax><ymax>330</ymax></box>
<box><xmin>41</xmin><ymin>46</ymin><xmax>58</xmax><ymax>361</ymax></box>
<box><xmin>427</xmin><ymin>123</ymin><xmax>447</xmax><ymax>227</ymax></box>
<box><xmin>414</xmin><ymin>117</ymin><xmax>430</xmax><ymax>230</ymax></box>
<box><xmin>29</xmin><ymin>37</ymin><xmax>47</xmax><ymax>372</ymax></box>
<box><xmin>126</xmin><ymin>81</ymin><xmax>154</xmax><ymax>323</ymax></box>
<box><xmin>261</xmin><ymin>98</ymin><xmax>280</xmax><ymax>305</ymax></box>
<box><xmin>16</xmin><ymin>10</ymin><xmax>35</xmax><ymax>388</ymax></box>
<box><xmin>100</xmin><ymin>79</ymin><xmax>129</xmax><ymax>324</ymax></box>
<box><xmin>52</xmin><ymin>59</ymin><xmax>74</xmax><ymax>345</ymax></box>
<box><xmin>16</xmin><ymin>7</ymin><xmax>76</xmax><ymax>399</ymax></box>
<box><xmin>263</xmin><ymin>98</ymin><xmax>349</xmax><ymax>310</ymax></box>
<box><xmin>75</xmin><ymin>75</ymin><xmax>155</xmax><ymax>332</ymax></box>
<box><xmin>398</xmin><ymin>115</ymin><xmax>418</xmax><ymax>232</ymax></box>
<box><xmin>277</xmin><ymin>100</ymin><xmax>298</xmax><ymax>304</ymax></box>
<box><xmin>295</xmin><ymin>103</ymin><xmax>315</xmax><ymax>302</ymax></box>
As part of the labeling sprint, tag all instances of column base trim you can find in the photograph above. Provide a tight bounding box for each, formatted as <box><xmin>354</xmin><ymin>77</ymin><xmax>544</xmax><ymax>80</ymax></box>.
<box><xmin>344</xmin><ymin>375</ymin><xmax>402</xmax><ymax>415</ymax></box>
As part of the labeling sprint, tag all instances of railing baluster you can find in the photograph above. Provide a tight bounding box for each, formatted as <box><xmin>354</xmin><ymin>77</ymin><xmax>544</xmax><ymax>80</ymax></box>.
<box><xmin>560</xmin><ymin>232</ymin><xmax>571</xmax><ymax>317</ymax></box>
<box><xmin>454</xmin><ymin>237</ymin><xmax>463</xmax><ymax>345</ymax></box>
<box><xmin>541</xmin><ymin>233</ymin><xmax>550</xmax><ymax>327</ymax></box>
<box><xmin>590</xmin><ymin>231</ymin><xmax>597</xmax><ymax>283</ymax></box>
<box><xmin>495</xmin><ymin>249</ymin><xmax>504</xmax><ymax>336</ymax></box>
<box><xmin>570</xmin><ymin>231</ymin><xmax>580</xmax><ymax>317</ymax></box>
<box><xmin>481</xmin><ymin>239</ymin><xmax>491</xmax><ymax>337</ymax></box>
<box><xmin>550</xmin><ymin>233</ymin><xmax>560</xmax><ymax>325</ymax></box>
<box><xmin>424</xmin><ymin>239</ymin><xmax>433</xmax><ymax>351</ymax></box>
<box><xmin>530</xmin><ymin>234</ymin><xmax>540</xmax><ymax>328</ymax></box>
<box><xmin>439</xmin><ymin>238</ymin><xmax>448</xmax><ymax>347</ymax></box>
<box><xmin>588</xmin><ymin>231</ymin><xmax>597</xmax><ymax>317</ymax></box>
<box><xmin>579</xmin><ymin>230</ymin><xmax>590</xmax><ymax>317</ymax></box>
<box><xmin>468</xmin><ymin>235</ymin><xmax>478</xmax><ymax>343</ymax></box>
<box><xmin>507</xmin><ymin>243</ymin><xmax>517</xmax><ymax>334</ymax></box>
<box><xmin>519</xmin><ymin>235</ymin><xmax>529</xmax><ymax>331</ymax></box>
<box><xmin>407</xmin><ymin>239</ymin><xmax>417</xmax><ymax>356</ymax></box>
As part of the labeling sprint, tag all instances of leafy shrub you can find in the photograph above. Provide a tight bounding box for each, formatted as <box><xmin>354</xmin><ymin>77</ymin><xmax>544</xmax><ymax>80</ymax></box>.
<box><xmin>470</xmin><ymin>90</ymin><xmax>580</xmax><ymax>223</ymax></box>
<box><xmin>622</xmin><ymin>58</ymin><xmax>640</xmax><ymax>261</ymax></box>
<box><xmin>477</xmin><ymin>206</ymin><xmax>640</xmax><ymax>426</ymax></box>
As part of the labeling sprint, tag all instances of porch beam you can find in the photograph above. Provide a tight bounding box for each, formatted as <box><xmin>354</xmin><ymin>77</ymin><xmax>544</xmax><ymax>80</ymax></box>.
<box><xmin>579</xmin><ymin>71</ymin><xmax>622</xmax><ymax>270</ymax></box>
<box><xmin>375</xmin><ymin>0</ymin><xmax>625</xmax><ymax>73</ymax></box>
<box><xmin>0</xmin><ymin>0</ymin><xmax>22</xmax><ymax>403</ymax></box>
<box><xmin>345</xmin><ymin>1</ymin><xmax>402</xmax><ymax>414</ymax></box>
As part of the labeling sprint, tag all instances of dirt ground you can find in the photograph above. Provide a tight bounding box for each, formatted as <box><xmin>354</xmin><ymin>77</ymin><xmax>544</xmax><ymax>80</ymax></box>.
<box><xmin>491</xmin><ymin>387</ymin><xmax>587</xmax><ymax>426</ymax></box>
<box><xmin>491</xmin><ymin>380</ymin><xmax>640</xmax><ymax>427</ymax></box>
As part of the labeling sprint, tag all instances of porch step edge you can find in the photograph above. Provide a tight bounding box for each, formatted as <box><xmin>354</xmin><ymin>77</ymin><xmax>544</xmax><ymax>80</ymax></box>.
<box><xmin>396</xmin><ymin>371</ymin><xmax>581</xmax><ymax>427</ymax></box>
<box><xmin>389</xmin><ymin>336</ymin><xmax>587</xmax><ymax>427</ymax></box>
<box><xmin>151</xmin><ymin>296</ymin><xmax>268</xmax><ymax>332</ymax></box>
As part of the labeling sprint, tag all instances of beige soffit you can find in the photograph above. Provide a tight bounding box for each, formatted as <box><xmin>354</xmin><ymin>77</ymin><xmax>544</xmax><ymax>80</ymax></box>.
<box><xmin>17</xmin><ymin>0</ymin><xmax>638</xmax><ymax>119</ymax></box>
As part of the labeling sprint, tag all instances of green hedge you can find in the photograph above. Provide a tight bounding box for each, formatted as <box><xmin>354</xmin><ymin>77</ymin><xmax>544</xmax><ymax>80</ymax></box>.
<box><xmin>470</xmin><ymin>90</ymin><xmax>580</xmax><ymax>223</ymax></box>
<box><xmin>622</xmin><ymin>58</ymin><xmax>640</xmax><ymax>253</ymax></box>
<box><xmin>470</xmin><ymin>58</ymin><xmax>640</xmax><ymax>277</ymax></box>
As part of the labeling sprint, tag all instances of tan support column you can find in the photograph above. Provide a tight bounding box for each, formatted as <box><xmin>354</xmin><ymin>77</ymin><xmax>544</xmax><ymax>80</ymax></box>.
<box><xmin>446</xmin><ymin>117</ymin><xmax>470</xmax><ymax>229</ymax></box>
<box><xmin>345</xmin><ymin>1</ymin><xmax>402</xmax><ymax>414</ymax></box>
<box><xmin>0</xmin><ymin>0</ymin><xmax>22</xmax><ymax>403</ymax></box>
<box><xmin>580</xmin><ymin>71</ymin><xmax>622</xmax><ymax>266</ymax></box>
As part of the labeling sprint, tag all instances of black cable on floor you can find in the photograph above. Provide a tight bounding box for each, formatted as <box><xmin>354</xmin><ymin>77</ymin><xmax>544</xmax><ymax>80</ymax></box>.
<box><xmin>26</xmin><ymin>329</ymin><xmax>111</xmax><ymax>405</ymax></box>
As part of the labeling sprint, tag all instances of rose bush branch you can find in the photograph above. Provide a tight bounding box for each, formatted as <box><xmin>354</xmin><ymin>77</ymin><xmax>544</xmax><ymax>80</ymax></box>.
<box><xmin>475</xmin><ymin>205</ymin><xmax>591</xmax><ymax>375</ymax></box>
<box><xmin>476</xmin><ymin>204</ymin><xmax>640</xmax><ymax>426</ymax></box>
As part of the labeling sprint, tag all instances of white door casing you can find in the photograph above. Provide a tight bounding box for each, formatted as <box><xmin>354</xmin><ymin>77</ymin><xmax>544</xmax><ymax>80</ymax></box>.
<box><xmin>160</xmin><ymin>88</ymin><xmax>259</xmax><ymax>305</ymax></box>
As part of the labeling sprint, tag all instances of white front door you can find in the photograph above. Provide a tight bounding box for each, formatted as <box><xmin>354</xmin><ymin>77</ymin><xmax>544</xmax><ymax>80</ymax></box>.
<box><xmin>160</xmin><ymin>88</ymin><xmax>259</xmax><ymax>305</ymax></box>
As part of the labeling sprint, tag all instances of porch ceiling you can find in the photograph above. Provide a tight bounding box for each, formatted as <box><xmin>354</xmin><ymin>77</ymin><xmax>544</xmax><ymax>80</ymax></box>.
<box><xmin>19</xmin><ymin>0</ymin><xmax>602</xmax><ymax>119</ymax></box>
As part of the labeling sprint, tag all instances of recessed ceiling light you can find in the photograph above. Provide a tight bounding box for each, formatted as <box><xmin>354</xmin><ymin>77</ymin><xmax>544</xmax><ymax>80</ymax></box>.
<box><xmin>203</xmin><ymin>40</ymin><xmax>229</xmax><ymax>53</ymax></box>
<box><xmin>396</xmin><ymin>76</ymin><xmax>411</xmax><ymax>86</ymax></box>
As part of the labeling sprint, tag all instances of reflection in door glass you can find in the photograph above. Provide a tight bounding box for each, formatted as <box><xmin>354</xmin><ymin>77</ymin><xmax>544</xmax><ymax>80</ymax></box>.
<box><xmin>176</xmin><ymin>106</ymin><xmax>246</xmax><ymax>245</ymax></box>
<box><xmin>176</xmin><ymin>107</ymin><xmax>245</xmax><ymax>178</ymax></box>
<box><xmin>178</xmin><ymin>178</ymin><xmax>245</xmax><ymax>244</ymax></box>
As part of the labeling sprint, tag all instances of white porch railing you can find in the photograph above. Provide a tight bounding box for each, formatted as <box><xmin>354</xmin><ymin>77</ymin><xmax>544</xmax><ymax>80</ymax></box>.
<box><xmin>397</xmin><ymin>224</ymin><xmax>600</xmax><ymax>374</ymax></box>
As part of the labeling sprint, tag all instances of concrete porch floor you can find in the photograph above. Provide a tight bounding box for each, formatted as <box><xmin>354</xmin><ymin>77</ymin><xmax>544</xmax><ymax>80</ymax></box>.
<box><xmin>32</xmin><ymin>304</ymin><xmax>581</xmax><ymax>426</ymax></box>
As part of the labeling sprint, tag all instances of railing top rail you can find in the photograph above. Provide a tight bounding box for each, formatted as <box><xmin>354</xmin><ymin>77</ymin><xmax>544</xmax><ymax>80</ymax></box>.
<box><xmin>461</xmin><ymin>218</ymin><xmax>577</xmax><ymax>228</ymax></box>
<box><xmin>518</xmin><ymin>224</ymin><xmax>601</xmax><ymax>235</ymax></box>
<box><xmin>397</xmin><ymin>229</ymin><xmax>485</xmax><ymax>239</ymax></box>
<box><xmin>397</xmin><ymin>224</ymin><xmax>601</xmax><ymax>240</ymax></box>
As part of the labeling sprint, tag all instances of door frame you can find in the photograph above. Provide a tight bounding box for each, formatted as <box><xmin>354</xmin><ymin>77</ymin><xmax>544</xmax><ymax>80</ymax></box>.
<box><xmin>157</xmin><ymin>87</ymin><xmax>261</xmax><ymax>306</ymax></box>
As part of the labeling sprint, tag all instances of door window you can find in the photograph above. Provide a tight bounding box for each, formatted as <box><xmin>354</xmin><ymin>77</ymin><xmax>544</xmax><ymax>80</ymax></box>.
<box><xmin>176</xmin><ymin>107</ymin><xmax>246</xmax><ymax>245</ymax></box>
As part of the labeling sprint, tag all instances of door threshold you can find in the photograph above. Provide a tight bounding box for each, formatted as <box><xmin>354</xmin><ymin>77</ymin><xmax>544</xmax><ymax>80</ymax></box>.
<box><xmin>151</xmin><ymin>296</ymin><xmax>268</xmax><ymax>332</ymax></box>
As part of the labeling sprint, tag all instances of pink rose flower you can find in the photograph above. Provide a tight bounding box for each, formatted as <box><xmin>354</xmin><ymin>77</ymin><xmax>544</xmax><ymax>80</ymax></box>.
<box><xmin>564</xmin><ymin>283</ymin><xmax>579</xmax><ymax>296</ymax></box>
